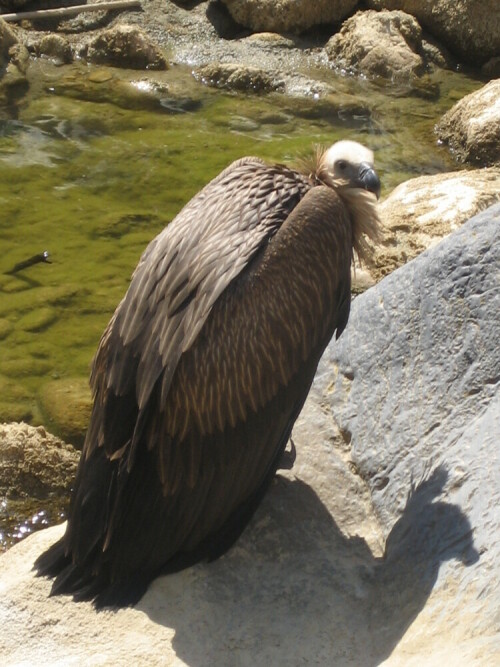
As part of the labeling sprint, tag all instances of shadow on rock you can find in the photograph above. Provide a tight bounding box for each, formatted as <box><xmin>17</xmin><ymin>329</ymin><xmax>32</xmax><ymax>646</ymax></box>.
<box><xmin>366</xmin><ymin>466</ymin><xmax>479</xmax><ymax>664</ymax></box>
<box><xmin>139</xmin><ymin>467</ymin><xmax>479</xmax><ymax>666</ymax></box>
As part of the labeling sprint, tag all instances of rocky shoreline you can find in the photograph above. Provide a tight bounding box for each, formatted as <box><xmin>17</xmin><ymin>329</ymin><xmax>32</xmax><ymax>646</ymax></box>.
<box><xmin>1</xmin><ymin>2</ymin><xmax>499</xmax><ymax>663</ymax></box>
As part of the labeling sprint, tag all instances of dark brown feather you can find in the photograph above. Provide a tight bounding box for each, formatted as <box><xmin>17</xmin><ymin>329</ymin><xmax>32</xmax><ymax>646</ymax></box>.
<box><xmin>35</xmin><ymin>149</ymin><xmax>379</xmax><ymax>607</ymax></box>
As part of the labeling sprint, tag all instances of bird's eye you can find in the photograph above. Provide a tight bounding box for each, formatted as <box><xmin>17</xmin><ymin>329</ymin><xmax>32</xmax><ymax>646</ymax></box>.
<box><xmin>337</xmin><ymin>160</ymin><xmax>348</xmax><ymax>171</ymax></box>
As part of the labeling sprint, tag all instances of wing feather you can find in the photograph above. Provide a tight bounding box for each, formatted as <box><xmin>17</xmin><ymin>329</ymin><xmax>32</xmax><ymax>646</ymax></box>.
<box><xmin>90</xmin><ymin>158</ymin><xmax>310</xmax><ymax>429</ymax></box>
<box><xmin>65</xmin><ymin>176</ymin><xmax>354</xmax><ymax>598</ymax></box>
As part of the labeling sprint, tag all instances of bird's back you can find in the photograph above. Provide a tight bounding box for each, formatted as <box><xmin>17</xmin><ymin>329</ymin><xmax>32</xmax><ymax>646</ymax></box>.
<box><xmin>35</xmin><ymin>157</ymin><xmax>356</xmax><ymax>607</ymax></box>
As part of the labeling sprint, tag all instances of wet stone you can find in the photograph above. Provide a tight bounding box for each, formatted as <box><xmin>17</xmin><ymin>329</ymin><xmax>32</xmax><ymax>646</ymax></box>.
<box><xmin>194</xmin><ymin>63</ymin><xmax>284</xmax><ymax>94</ymax></box>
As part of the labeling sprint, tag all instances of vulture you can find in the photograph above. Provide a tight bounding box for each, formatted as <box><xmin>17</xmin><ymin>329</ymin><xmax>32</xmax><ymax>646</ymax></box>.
<box><xmin>35</xmin><ymin>140</ymin><xmax>381</xmax><ymax>607</ymax></box>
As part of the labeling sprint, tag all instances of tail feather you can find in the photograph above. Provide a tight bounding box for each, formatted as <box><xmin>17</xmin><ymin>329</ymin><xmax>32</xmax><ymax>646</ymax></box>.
<box><xmin>34</xmin><ymin>537</ymin><xmax>70</xmax><ymax>578</ymax></box>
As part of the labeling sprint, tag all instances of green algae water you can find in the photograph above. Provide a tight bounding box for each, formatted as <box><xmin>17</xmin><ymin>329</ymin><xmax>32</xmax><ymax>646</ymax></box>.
<box><xmin>0</xmin><ymin>58</ymin><xmax>483</xmax><ymax>548</ymax></box>
<box><xmin>0</xmin><ymin>60</ymin><xmax>482</xmax><ymax>430</ymax></box>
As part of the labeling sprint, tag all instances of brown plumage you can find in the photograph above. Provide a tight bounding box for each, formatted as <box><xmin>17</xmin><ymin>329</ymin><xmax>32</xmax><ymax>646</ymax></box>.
<box><xmin>35</xmin><ymin>140</ymin><xmax>381</xmax><ymax>607</ymax></box>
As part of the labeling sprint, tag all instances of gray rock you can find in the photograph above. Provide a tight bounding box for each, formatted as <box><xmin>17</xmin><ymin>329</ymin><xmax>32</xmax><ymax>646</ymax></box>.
<box><xmin>326</xmin><ymin>10</ymin><xmax>426</xmax><ymax>83</ymax></box>
<box><xmin>220</xmin><ymin>0</ymin><xmax>358</xmax><ymax>34</ymax></box>
<box><xmin>313</xmin><ymin>203</ymin><xmax>500</xmax><ymax>661</ymax></box>
<box><xmin>366</xmin><ymin>0</ymin><xmax>500</xmax><ymax>65</ymax></box>
<box><xmin>436</xmin><ymin>79</ymin><xmax>500</xmax><ymax>166</ymax></box>
<box><xmin>0</xmin><ymin>204</ymin><xmax>498</xmax><ymax>663</ymax></box>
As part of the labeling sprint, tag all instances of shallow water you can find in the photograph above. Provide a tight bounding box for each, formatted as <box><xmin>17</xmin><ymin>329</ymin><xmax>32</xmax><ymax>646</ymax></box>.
<box><xmin>0</xmin><ymin>59</ymin><xmax>482</xmax><ymax>547</ymax></box>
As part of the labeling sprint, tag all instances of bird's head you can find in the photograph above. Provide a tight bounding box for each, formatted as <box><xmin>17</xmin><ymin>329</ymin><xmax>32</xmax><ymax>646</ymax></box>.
<box><xmin>319</xmin><ymin>140</ymin><xmax>381</xmax><ymax>200</ymax></box>
<box><xmin>310</xmin><ymin>139</ymin><xmax>382</xmax><ymax>265</ymax></box>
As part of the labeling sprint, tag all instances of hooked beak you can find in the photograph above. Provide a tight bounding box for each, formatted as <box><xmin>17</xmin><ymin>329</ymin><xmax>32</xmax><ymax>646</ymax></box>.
<box><xmin>357</xmin><ymin>162</ymin><xmax>381</xmax><ymax>200</ymax></box>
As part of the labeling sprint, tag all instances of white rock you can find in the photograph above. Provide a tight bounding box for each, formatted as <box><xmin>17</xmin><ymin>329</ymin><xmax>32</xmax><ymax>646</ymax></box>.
<box><xmin>370</xmin><ymin>167</ymin><xmax>500</xmax><ymax>280</ymax></box>
<box><xmin>436</xmin><ymin>79</ymin><xmax>500</xmax><ymax>166</ymax></box>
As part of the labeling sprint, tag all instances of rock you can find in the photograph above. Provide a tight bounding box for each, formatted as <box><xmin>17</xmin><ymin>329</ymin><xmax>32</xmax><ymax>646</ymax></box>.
<box><xmin>436</xmin><ymin>79</ymin><xmax>500</xmax><ymax>166</ymax></box>
<box><xmin>0</xmin><ymin>21</ymin><xmax>28</xmax><ymax>104</ymax></box>
<box><xmin>420</xmin><ymin>35</ymin><xmax>456</xmax><ymax>70</ymax></box>
<box><xmin>326</xmin><ymin>10</ymin><xmax>426</xmax><ymax>83</ymax></box>
<box><xmin>282</xmin><ymin>90</ymin><xmax>372</xmax><ymax>122</ymax></box>
<box><xmin>312</xmin><ymin>202</ymin><xmax>500</xmax><ymax>663</ymax></box>
<box><xmin>370</xmin><ymin>167</ymin><xmax>500</xmax><ymax>280</ymax></box>
<box><xmin>7</xmin><ymin>42</ymin><xmax>29</xmax><ymax>74</ymax></box>
<box><xmin>48</xmin><ymin>67</ymin><xmax>202</xmax><ymax>114</ymax></box>
<box><xmin>34</xmin><ymin>34</ymin><xmax>73</xmax><ymax>64</ymax></box>
<box><xmin>0</xmin><ymin>205</ymin><xmax>498</xmax><ymax>664</ymax></box>
<box><xmin>194</xmin><ymin>62</ymin><xmax>283</xmax><ymax>93</ymax></box>
<box><xmin>365</xmin><ymin>0</ymin><xmax>500</xmax><ymax>65</ymax></box>
<box><xmin>482</xmin><ymin>56</ymin><xmax>500</xmax><ymax>79</ymax></box>
<box><xmin>85</xmin><ymin>24</ymin><xmax>168</xmax><ymax>71</ymax></box>
<box><xmin>243</xmin><ymin>31</ymin><xmax>296</xmax><ymax>48</ymax></box>
<box><xmin>220</xmin><ymin>0</ymin><xmax>358</xmax><ymax>34</ymax></box>
<box><xmin>38</xmin><ymin>378</ymin><xmax>92</xmax><ymax>448</ymax></box>
<box><xmin>0</xmin><ymin>16</ymin><xmax>18</xmax><ymax>69</ymax></box>
<box><xmin>0</xmin><ymin>422</ymin><xmax>78</xmax><ymax>498</ymax></box>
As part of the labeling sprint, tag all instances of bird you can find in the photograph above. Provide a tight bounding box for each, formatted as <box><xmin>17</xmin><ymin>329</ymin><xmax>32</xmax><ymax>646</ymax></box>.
<box><xmin>35</xmin><ymin>139</ymin><xmax>381</xmax><ymax>608</ymax></box>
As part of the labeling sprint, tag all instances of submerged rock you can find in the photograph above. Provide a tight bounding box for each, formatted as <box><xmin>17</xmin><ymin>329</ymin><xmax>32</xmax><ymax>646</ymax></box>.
<box><xmin>436</xmin><ymin>79</ymin><xmax>500</xmax><ymax>166</ymax></box>
<box><xmin>370</xmin><ymin>167</ymin><xmax>500</xmax><ymax>280</ymax></box>
<box><xmin>220</xmin><ymin>0</ymin><xmax>358</xmax><ymax>34</ymax></box>
<box><xmin>48</xmin><ymin>65</ymin><xmax>201</xmax><ymax>114</ymax></box>
<box><xmin>194</xmin><ymin>62</ymin><xmax>283</xmax><ymax>93</ymax></box>
<box><xmin>85</xmin><ymin>24</ymin><xmax>168</xmax><ymax>70</ymax></box>
<box><xmin>0</xmin><ymin>205</ymin><xmax>498</xmax><ymax>665</ymax></box>
<box><xmin>326</xmin><ymin>10</ymin><xmax>426</xmax><ymax>83</ymax></box>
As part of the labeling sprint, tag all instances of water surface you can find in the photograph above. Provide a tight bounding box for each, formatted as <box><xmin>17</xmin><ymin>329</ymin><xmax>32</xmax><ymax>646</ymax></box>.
<box><xmin>0</xmin><ymin>58</ymin><xmax>482</xmax><ymax>547</ymax></box>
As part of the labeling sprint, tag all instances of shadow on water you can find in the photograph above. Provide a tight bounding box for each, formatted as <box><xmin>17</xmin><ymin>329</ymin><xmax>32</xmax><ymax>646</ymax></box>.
<box><xmin>138</xmin><ymin>467</ymin><xmax>478</xmax><ymax>666</ymax></box>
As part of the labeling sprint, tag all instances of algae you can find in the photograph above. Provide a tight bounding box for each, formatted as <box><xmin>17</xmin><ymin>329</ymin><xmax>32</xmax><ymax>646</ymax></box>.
<box><xmin>0</xmin><ymin>59</ymin><xmax>483</xmax><ymax>441</ymax></box>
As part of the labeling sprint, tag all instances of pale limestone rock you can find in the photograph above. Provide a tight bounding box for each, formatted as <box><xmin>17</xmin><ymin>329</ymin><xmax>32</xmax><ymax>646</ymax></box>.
<box><xmin>436</xmin><ymin>79</ymin><xmax>500</xmax><ymax>166</ymax></box>
<box><xmin>370</xmin><ymin>167</ymin><xmax>500</xmax><ymax>280</ymax></box>
<box><xmin>85</xmin><ymin>24</ymin><xmax>167</xmax><ymax>71</ymax></box>
<box><xmin>34</xmin><ymin>34</ymin><xmax>73</xmax><ymax>64</ymax></box>
<box><xmin>220</xmin><ymin>0</ymin><xmax>358</xmax><ymax>34</ymax></box>
<box><xmin>326</xmin><ymin>10</ymin><xmax>425</xmax><ymax>82</ymax></box>
<box><xmin>0</xmin><ymin>16</ymin><xmax>18</xmax><ymax>69</ymax></box>
<box><xmin>0</xmin><ymin>422</ymin><xmax>78</xmax><ymax>498</ymax></box>
<box><xmin>366</xmin><ymin>0</ymin><xmax>500</xmax><ymax>65</ymax></box>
